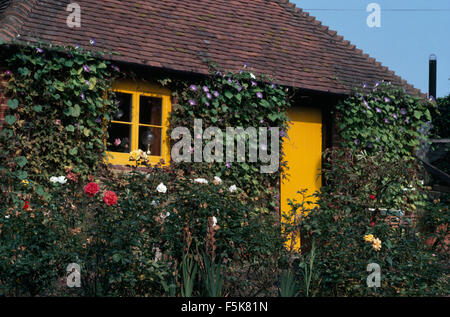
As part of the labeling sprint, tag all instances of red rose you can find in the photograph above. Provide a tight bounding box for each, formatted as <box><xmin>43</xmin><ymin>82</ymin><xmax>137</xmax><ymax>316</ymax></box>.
<box><xmin>371</xmin><ymin>222</ymin><xmax>375</xmax><ymax>227</ymax></box>
<box><xmin>370</xmin><ymin>194</ymin><xmax>376</xmax><ymax>200</ymax></box>
<box><xmin>23</xmin><ymin>201</ymin><xmax>30</xmax><ymax>210</ymax></box>
<box><xmin>84</xmin><ymin>182</ymin><xmax>100</xmax><ymax>197</ymax></box>
<box><xmin>103</xmin><ymin>190</ymin><xmax>118</xmax><ymax>206</ymax></box>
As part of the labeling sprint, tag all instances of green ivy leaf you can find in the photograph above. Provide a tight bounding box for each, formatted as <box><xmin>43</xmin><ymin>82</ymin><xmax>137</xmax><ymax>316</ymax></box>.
<box><xmin>66</xmin><ymin>125</ymin><xmax>75</xmax><ymax>132</ymax></box>
<box><xmin>5</xmin><ymin>115</ymin><xmax>16</xmax><ymax>125</ymax></box>
<box><xmin>69</xmin><ymin>147</ymin><xmax>78</xmax><ymax>155</ymax></box>
<box><xmin>71</xmin><ymin>104</ymin><xmax>81</xmax><ymax>117</ymax></box>
<box><xmin>15</xmin><ymin>156</ymin><xmax>27</xmax><ymax>168</ymax></box>
<box><xmin>33</xmin><ymin>105</ymin><xmax>43</xmax><ymax>113</ymax></box>
<box><xmin>6</xmin><ymin>99</ymin><xmax>19</xmax><ymax>110</ymax></box>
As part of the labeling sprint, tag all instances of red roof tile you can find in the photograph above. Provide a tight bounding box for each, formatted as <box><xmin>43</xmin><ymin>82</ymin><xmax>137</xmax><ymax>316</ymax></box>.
<box><xmin>0</xmin><ymin>0</ymin><xmax>422</xmax><ymax>95</ymax></box>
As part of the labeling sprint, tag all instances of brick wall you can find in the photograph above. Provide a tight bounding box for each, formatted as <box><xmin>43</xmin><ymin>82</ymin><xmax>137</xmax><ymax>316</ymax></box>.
<box><xmin>0</xmin><ymin>66</ymin><xmax>8</xmax><ymax>130</ymax></box>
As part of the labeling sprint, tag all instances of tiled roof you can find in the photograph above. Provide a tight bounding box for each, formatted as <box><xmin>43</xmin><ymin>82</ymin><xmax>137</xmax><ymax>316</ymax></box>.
<box><xmin>0</xmin><ymin>0</ymin><xmax>422</xmax><ymax>95</ymax></box>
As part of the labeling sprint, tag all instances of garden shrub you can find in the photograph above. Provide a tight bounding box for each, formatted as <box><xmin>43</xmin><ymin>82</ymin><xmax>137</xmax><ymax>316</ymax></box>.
<box><xmin>285</xmin><ymin>83</ymin><xmax>448</xmax><ymax>296</ymax></box>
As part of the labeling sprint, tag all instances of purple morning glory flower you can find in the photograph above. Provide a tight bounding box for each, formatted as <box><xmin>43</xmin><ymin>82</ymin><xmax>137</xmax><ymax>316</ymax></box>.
<box><xmin>392</xmin><ymin>113</ymin><xmax>398</xmax><ymax>120</ymax></box>
<box><xmin>375</xmin><ymin>107</ymin><xmax>382</xmax><ymax>113</ymax></box>
<box><xmin>367</xmin><ymin>142</ymin><xmax>374</xmax><ymax>149</ymax></box>
<box><xmin>206</xmin><ymin>93</ymin><xmax>212</xmax><ymax>99</ymax></box>
<box><xmin>188</xmin><ymin>99</ymin><xmax>197</xmax><ymax>106</ymax></box>
<box><xmin>216</xmin><ymin>71</ymin><xmax>222</xmax><ymax>76</ymax></box>
<box><xmin>363</xmin><ymin>100</ymin><xmax>370</xmax><ymax>109</ymax></box>
<box><xmin>213</xmin><ymin>91</ymin><xmax>219</xmax><ymax>98</ymax></box>
<box><xmin>429</xmin><ymin>96</ymin><xmax>435</xmax><ymax>102</ymax></box>
<box><xmin>74</xmin><ymin>43</ymin><xmax>80</xmax><ymax>49</ymax></box>
<box><xmin>243</xmin><ymin>62</ymin><xmax>249</xmax><ymax>68</ymax></box>
<box><xmin>205</xmin><ymin>101</ymin><xmax>210</xmax><ymax>106</ymax></box>
<box><xmin>405</xmin><ymin>117</ymin><xmax>410</xmax><ymax>124</ymax></box>
<box><xmin>36</xmin><ymin>47</ymin><xmax>43</xmax><ymax>53</ymax></box>
<box><xmin>226</xmin><ymin>162</ymin><xmax>231</xmax><ymax>168</ymax></box>
<box><xmin>227</xmin><ymin>78</ymin><xmax>233</xmax><ymax>84</ymax></box>
<box><xmin>384</xmin><ymin>118</ymin><xmax>390</xmax><ymax>124</ymax></box>
<box><xmin>256</xmin><ymin>92</ymin><xmax>263</xmax><ymax>99</ymax></box>
<box><xmin>260</xmin><ymin>119</ymin><xmax>264</xmax><ymax>124</ymax></box>
<box><xmin>400</xmin><ymin>108</ymin><xmax>407</xmax><ymax>115</ymax></box>
<box><xmin>384</xmin><ymin>97</ymin><xmax>391</xmax><ymax>103</ymax></box>
<box><xmin>95</xmin><ymin>117</ymin><xmax>102</xmax><ymax>123</ymax></box>
<box><xmin>354</xmin><ymin>139</ymin><xmax>360</xmax><ymax>145</ymax></box>
<box><xmin>375</xmin><ymin>136</ymin><xmax>380</xmax><ymax>142</ymax></box>
<box><xmin>83</xmin><ymin>65</ymin><xmax>90</xmax><ymax>73</ymax></box>
<box><xmin>190</xmin><ymin>85</ymin><xmax>198</xmax><ymax>91</ymax></box>
<box><xmin>271</xmin><ymin>83</ymin><xmax>277</xmax><ymax>89</ymax></box>
<box><xmin>362</xmin><ymin>82</ymin><xmax>368</xmax><ymax>88</ymax></box>
<box><xmin>81</xmin><ymin>92</ymin><xmax>85</xmax><ymax>100</ymax></box>
<box><xmin>202</xmin><ymin>86</ymin><xmax>209</xmax><ymax>93</ymax></box>
<box><xmin>89</xmin><ymin>38</ymin><xmax>96</xmax><ymax>46</ymax></box>
<box><xmin>251</xmin><ymin>80</ymin><xmax>257</xmax><ymax>87</ymax></box>
<box><xmin>236</xmin><ymin>83</ymin><xmax>242</xmax><ymax>92</ymax></box>
<box><xmin>74</xmin><ymin>123</ymin><xmax>79</xmax><ymax>127</ymax></box>
<box><xmin>85</xmin><ymin>80</ymin><xmax>90</xmax><ymax>86</ymax></box>
<box><xmin>374</xmin><ymin>81</ymin><xmax>380</xmax><ymax>88</ymax></box>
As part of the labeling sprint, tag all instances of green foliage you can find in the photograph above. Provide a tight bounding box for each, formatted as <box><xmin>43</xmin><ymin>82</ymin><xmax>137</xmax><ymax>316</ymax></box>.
<box><xmin>431</xmin><ymin>94</ymin><xmax>450</xmax><ymax>138</ymax></box>
<box><xmin>1</xmin><ymin>44</ymin><xmax>119</xmax><ymax>181</ymax></box>
<box><xmin>181</xmin><ymin>253</ymin><xmax>198</xmax><ymax>297</ymax></box>
<box><xmin>279</xmin><ymin>269</ymin><xmax>299</xmax><ymax>297</ymax></box>
<box><xmin>336</xmin><ymin>82</ymin><xmax>436</xmax><ymax>160</ymax></box>
<box><xmin>287</xmin><ymin>148</ymin><xmax>448</xmax><ymax>296</ymax></box>
<box><xmin>201</xmin><ymin>254</ymin><xmax>224</xmax><ymax>297</ymax></box>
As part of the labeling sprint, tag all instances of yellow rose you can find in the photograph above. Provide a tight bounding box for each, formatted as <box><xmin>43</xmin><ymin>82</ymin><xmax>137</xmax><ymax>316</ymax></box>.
<box><xmin>372</xmin><ymin>238</ymin><xmax>382</xmax><ymax>251</ymax></box>
<box><xmin>21</xmin><ymin>180</ymin><xmax>30</xmax><ymax>187</ymax></box>
<box><xmin>364</xmin><ymin>234</ymin><xmax>374</xmax><ymax>243</ymax></box>
<box><xmin>129</xmin><ymin>150</ymin><xmax>140</xmax><ymax>161</ymax></box>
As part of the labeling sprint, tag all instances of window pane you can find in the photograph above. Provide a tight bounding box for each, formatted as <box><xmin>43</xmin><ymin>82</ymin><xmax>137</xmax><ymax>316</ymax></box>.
<box><xmin>113</xmin><ymin>92</ymin><xmax>132</xmax><ymax>122</ymax></box>
<box><xmin>139</xmin><ymin>126</ymin><xmax>162</xmax><ymax>156</ymax></box>
<box><xmin>107</xmin><ymin>123</ymin><xmax>131</xmax><ymax>153</ymax></box>
<box><xmin>139</xmin><ymin>95</ymin><xmax>162</xmax><ymax>126</ymax></box>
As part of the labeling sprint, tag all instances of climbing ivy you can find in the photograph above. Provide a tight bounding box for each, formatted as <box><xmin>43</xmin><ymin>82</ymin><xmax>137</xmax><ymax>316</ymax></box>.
<box><xmin>167</xmin><ymin>66</ymin><xmax>292</xmax><ymax>211</ymax></box>
<box><xmin>1</xmin><ymin>44</ymin><xmax>119</xmax><ymax>183</ymax></box>
<box><xmin>336</xmin><ymin>82</ymin><xmax>436</xmax><ymax>161</ymax></box>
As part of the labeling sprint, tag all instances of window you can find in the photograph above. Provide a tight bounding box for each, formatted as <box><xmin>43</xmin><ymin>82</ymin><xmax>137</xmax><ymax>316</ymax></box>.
<box><xmin>106</xmin><ymin>81</ymin><xmax>171</xmax><ymax>166</ymax></box>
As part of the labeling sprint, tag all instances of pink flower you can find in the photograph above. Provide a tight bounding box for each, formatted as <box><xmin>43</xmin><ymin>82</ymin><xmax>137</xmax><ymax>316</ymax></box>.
<box><xmin>103</xmin><ymin>191</ymin><xmax>118</xmax><ymax>206</ymax></box>
<box><xmin>114</xmin><ymin>138</ymin><xmax>121</xmax><ymax>146</ymax></box>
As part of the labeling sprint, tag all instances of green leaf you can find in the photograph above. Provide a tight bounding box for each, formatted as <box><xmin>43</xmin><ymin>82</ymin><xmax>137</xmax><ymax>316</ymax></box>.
<box><xmin>6</xmin><ymin>99</ymin><xmax>19</xmax><ymax>110</ymax></box>
<box><xmin>15</xmin><ymin>156</ymin><xmax>27</xmax><ymax>168</ymax></box>
<box><xmin>71</xmin><ymin>104</ymin><xmax>81</xmax><ymax>117</ymax></box>
<box><xmin>5</xmin><ymin>115</ymin><xmax>16</xmax><ymax>125</ymax></box>
<box><xmin>69</xmin><ymin>147</ymin><xmax>78</xmax><ymax>155</ymax></box>
<box><xmin>112</xmin><ymin>254</ymin><xmax>121</xmax><ymax>262</ymax></box>
<box><xmin>260</xmin><ymin>99</ymin><xmax>271</xmax><ymax>108</ymax></box>
<box><xmin>224</xmin><ymin>91</ymin><xmax>233</xmax><ymax>99</ymax></box>
<box><xmin>66</xmin><ymin>125</ymin><xmax>75</xmax><ymax>132</ymax></box>
<box><xmin>413</xmin><ymin>110</ymin><xmax>422</xmax><ymax>119</ymax></box>
<box><xmin>33</xmin><ymin>105</ymin><xmax>43</xmax><ymax>113</ymax></box>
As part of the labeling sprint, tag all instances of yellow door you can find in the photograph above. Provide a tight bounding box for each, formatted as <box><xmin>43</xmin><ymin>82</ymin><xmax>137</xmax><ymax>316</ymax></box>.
<box><xmin>281</xmin><ymin>107</ymin><xmax>322</xmax><ymax>251</ymax></box>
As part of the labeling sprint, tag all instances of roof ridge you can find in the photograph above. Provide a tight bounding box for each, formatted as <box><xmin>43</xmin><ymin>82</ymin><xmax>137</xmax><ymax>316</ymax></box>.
<box><xmin>0</xmin><ymin>0</ymin><xmax>38</xmax><ymax>42</ymax></box>
<box><xmin>269</xmin><ymin>0</ymin><xmax>422</xmax><ymax>96</ymax></box>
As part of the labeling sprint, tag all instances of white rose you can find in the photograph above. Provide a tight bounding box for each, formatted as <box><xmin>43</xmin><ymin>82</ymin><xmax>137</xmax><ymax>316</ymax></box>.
<box><xmin>156</xmin><ymin>183</ymin><xmax>167</xmax><ymax>193</ymax></box>
<box><xmin>194</xmin><ymin>178</ymin><xmax>208</xmax><ymax>184</ymax></box>
<box><xmin>229</xmin><ymin>185</ymin><xmax>237</xmax><ymax>193</ymax></box>
<box><xmin>50</xmin><ymin>176</ymin><xmax>59</xmax><ymax>183</ymax></box>
<box><xmin>213</xmin><ymin>176</ymin><xmax>222</xmax><ymax>184</ymax></box>
<box><xmin>212</xmin><ymin>216</ymin><xmax>217</xmax><ymax>227</ymax></box>
<box><xmin>57</xmin><ymin>176</ymin><xmax>67</xmax><ymax>184</ymax></box>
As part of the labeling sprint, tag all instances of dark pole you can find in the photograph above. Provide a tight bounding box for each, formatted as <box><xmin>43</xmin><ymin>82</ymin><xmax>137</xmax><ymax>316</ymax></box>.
<box><xmin>429</xmin><ymin>54</ymin><xmax>437</xmax><ymax>99</ymax></box>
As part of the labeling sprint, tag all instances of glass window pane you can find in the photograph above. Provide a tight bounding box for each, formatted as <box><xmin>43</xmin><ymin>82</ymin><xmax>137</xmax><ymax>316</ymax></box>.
<box><xmin>139</xmin><ymin>126</ymin><xmax>162</xmax><ymax>156</ymax></box>
<box><xmin>140</xmin><ymin>95</ymin><xmax>162</xmax><ymax>126</ymax></box>
<box><xmin>113</xmin><ymin>92</ymin><xmax>132</xmax><ymax>122</ymax></box>
<box><xmin>107</xmin><ymin>123</ymin><xmax>131</xmax><ymax>153</ymax></box>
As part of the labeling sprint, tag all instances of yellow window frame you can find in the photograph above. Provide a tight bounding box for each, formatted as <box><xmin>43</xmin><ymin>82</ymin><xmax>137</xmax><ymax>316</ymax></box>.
<box><xmin>105</xmin><ymin>80</ymin><xmax>171</xmax><ymax>166</ymax></box>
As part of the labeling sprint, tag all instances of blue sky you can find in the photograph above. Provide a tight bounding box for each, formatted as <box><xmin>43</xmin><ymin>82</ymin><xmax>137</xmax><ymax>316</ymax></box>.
<box><xmin>291</xmin><ymin>0</ymin><xmax>450</xmax><ymax>98</ymax></box>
